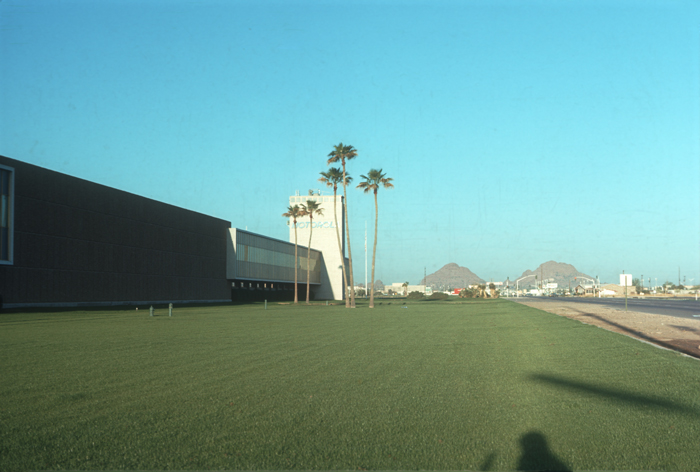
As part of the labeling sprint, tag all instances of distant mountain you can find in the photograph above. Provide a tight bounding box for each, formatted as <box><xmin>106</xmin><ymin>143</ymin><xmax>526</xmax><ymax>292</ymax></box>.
<box><xmin>420</xmin><ymin>263</ymin><xmax>485</xmax><ymax>289</ymax></box>
<box><xmin>517</xmin><ymin>261</ymin><xmax>594</xmax><ymax>288</ymax></box>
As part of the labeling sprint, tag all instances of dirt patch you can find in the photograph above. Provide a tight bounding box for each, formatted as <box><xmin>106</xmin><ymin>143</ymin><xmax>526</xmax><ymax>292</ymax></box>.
<box><xmin>512</xmin><ymin>299</ymin><xmax>700</xmax><ymax>360</ymax></box>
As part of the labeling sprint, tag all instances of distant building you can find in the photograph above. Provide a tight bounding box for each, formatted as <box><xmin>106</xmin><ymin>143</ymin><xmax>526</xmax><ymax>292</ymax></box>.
<box><xmin>574</xmin><ymin>284</ymin><xmax>595</xmax><ymax>296</ymax></box>
<box><xmin>390</xmin><ymin>283</ymin><xmax>428</xmax><ymax>295</ymax></box>
<box><xmin>599</xmin><ymin>284</ymin><xmax>637</xmax><ymax>297</ymax></box>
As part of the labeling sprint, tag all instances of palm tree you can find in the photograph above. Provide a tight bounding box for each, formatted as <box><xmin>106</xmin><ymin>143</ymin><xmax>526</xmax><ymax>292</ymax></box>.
<box><xmin>489</xmin><ymin>282</ymin><xmax>497</xmax><ymax>298</ymax></box>
<box><xmin>282</xmin><ymin>204</ymin><xmax>306</xmax><ymax>304</ymax></box>
<box><xmin>301</xmin><ymin>199</ymin><xmax>324</xmax><ymax>304</ymax></box>
<box><xmin>357</xmin><ymin>169</ymin><xmax>394</xmax><ymax>308</ymax></box>
<box><xmin>319</xmin><ymin>167</ymin><xmax>352</xmax><ymax>307</ymax></box>
<box><xmin>402</xmin><ymin>281</ymin><xmax>409</xmax><ymax>296</ymax></box>
<box><xmin>327</xmin><ymin>143</ymin><xmax>358</xmax><ymax>307</ymax></box>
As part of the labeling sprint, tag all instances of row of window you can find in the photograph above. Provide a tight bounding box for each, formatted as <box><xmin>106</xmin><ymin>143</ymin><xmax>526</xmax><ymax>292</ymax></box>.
<box><xmin>233</xmin><ymin>229</ymin><xmax>322</xmax><ymax>283</ymax></box>
<box><xmin>289</xmin><ymin>195</ymin><xmax>339</xmax><ymax>205</ymax></box>
<box><xmin>236</xmin><ymin>229</ymin><xmax>295</xmax><ymax>254</ymax></box>
<box><xmin>236</xmin><ymin>243</ymin><xmax>319</xmax><ymax>270</ymax></box>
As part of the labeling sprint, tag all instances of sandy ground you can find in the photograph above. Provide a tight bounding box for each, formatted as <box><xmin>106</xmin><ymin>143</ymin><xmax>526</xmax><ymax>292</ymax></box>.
<box><xmin>511</xmin><ymin>299</ymin><xmax>700</xmax><ymax>360</ymax></box>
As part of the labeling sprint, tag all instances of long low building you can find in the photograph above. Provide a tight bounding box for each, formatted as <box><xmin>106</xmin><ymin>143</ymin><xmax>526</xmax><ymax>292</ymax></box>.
<box><xmin>227</xmin><ymin>228</ymin><xmax>321</xmax><ymax>301</ymax></box>
<box><xmin>388</xmin><ymin>283</ymin><xmax>429</xmax><ymax>295</ymax></box>
<box><xmin>0</xmin><ymin>156</ymin><xmax>329</xmax><ymax>308</ymax></box>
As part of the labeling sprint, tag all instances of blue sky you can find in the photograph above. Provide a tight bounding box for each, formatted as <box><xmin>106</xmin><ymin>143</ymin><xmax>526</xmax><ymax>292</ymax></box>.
<box><xmin>1</xmin><ymin>0</ymin><xmax>698</xmax><ymax>286</ymax></box>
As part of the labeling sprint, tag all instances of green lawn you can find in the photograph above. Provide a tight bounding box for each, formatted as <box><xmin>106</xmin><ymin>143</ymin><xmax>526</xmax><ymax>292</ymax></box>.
<box><xmin>1</xmin><ymin>299</ymin><xmax>698</xmax><ymax>471</ymax></box>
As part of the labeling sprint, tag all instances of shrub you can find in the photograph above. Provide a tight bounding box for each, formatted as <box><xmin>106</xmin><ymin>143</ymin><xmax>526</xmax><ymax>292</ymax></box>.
<box><xmin>407</xmin><ymin>291</ymin><xmax>424</xmax><ymax>300</ymax></box>
<box><xmin>428</xmin><ymin>292</ymin><xmax>449</xmax><ymax>300</ymax></box>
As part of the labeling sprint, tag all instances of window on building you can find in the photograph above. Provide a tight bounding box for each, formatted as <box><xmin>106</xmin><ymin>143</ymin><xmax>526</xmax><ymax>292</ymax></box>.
<box><xmin>0</xmin><ymin>165</ymin><xmax>13</xmax><ymax>264</ymax></box>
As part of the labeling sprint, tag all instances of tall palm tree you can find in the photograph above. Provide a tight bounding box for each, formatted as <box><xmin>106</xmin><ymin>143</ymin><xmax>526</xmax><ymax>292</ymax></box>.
<box><xmin>319</xmin><ymin>167</ymin><xmax>352</xmax><ymax>307</ymax></box>
<box><xmin>327</xmin><ymin>143</ymin><xmax>358</xmax><ymax>308</ymax></box>
<box><xmin>402</xmin><ymin>281</ymin><xmax>409</xmax><ymax>297</ymax></box>
<box><xmin>282</xmin><ymin>204</ymin><xmax>306</xmax><ymax>304</ymax></box>
<box><xmin>357</xmin><ymin>168</ymin><xmax>394</xmax><ymax>309</ymax></box>
<box><xmin>301</xmin><ymin>199</ymin><xmax>324</xmax><ymax>304</ymax></box>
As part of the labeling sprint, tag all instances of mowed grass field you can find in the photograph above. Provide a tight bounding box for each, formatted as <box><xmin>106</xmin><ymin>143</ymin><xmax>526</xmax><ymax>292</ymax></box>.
<box><xmin>1</xmin><ymin>299</ymin><xmax>699</xmax><ymax>471</ymax></box>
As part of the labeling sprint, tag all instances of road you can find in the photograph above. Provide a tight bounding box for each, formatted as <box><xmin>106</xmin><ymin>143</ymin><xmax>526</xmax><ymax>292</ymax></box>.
<box><xmin>509</xmin><ymin>296</ymin><xmax>700</xmax><ymax>320</ymax></box>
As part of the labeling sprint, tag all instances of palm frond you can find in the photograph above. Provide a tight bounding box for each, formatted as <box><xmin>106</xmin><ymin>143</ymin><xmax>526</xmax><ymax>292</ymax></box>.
<box><xmin>301</xmin><ymin>199</ymin><xmax>324</xmax><ymax>217</ymax></box>
<box><xmin>319</xmin><ymin>167</ymin><xmax>346</xmax><ymax>188</ymax></box>
<box><xmin>282</xmin><ymin>204</ymin><xmax>304</xmax><ymax>219</ymax></box>
<box><xmin>327</xmin><ymin>143</ymin><xmax>357</xmax><ymax>165</ymax></box>
<box><xmin>357</xmin><ymin>168</ymin><xmax>394</xmax><ymax>193</ymax></box>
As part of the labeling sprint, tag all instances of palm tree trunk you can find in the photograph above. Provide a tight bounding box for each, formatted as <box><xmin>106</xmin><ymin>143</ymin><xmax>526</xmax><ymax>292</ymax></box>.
<box><xmin>370</xmin><ymin>190</ymin><xmax>378</xmax><ymax>309</ymax></box>
<box><xmin>293</xmin><ymin>223</ymin><xmax>298</xmax><ymax>304</ymax></box>
<box><xmin>333</xmin><ymin>189</ymin><xmax>349</xmax><ymax>307</ymax></box>
<box><xmin>342</xmin><ymin>161</ymin><xmax>356</xmax><ymax>308</ymax></box>
<box><xmin>306</xmin><ymin>219</ymin><xmax>313</xmax><ymax>304</ymax></box>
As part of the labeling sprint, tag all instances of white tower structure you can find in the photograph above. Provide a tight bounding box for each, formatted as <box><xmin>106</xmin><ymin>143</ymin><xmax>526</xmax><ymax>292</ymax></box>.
<box><xmin>288</xmin><ymin>192</ymin><xmax>346</xmax><ymax>300</ymax></box>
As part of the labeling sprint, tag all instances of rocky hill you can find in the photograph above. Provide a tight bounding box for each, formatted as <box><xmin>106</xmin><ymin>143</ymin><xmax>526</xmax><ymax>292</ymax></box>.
<box><xmin>517</xmin><ymin>261</ymin><xmax>594</xmax><ymax>288</ymax></box>
<box><xmin>420</xmin><ymin>263</ymin><xmax>485</xmax><ymax>289</ymax></box>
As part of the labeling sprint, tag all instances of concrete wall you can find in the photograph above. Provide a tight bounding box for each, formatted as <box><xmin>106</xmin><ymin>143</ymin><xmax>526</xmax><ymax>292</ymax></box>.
<box><xmin>0</xmin><ymin>156</ymin><xmax>231</xmax><ymax>307</ymax></box>
<box><xmin>288</xmin><ymin>194</ymin><xmax>346</xmax><ymax>300</ymax></box>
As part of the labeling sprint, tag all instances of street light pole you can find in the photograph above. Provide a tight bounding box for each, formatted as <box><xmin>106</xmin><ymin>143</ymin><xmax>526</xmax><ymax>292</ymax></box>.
<box><xmin>515</xmin><ymin>274</ymin><xmax>537</xmax><ymax>296</ymax></box>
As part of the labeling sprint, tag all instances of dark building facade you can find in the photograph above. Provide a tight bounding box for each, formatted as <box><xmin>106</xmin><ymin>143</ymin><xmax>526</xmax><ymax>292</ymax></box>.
<box><xmin>0</xmin><ymin>156</ymin><xmax>231</xmax><ymax>308</ymax></box>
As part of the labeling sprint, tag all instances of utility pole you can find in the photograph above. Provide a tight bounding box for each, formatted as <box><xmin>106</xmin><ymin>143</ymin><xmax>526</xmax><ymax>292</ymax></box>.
<box><xmin>623</xmin><ymin>270</ymin><xmax>628</xmax><ymax>312</ymax></box>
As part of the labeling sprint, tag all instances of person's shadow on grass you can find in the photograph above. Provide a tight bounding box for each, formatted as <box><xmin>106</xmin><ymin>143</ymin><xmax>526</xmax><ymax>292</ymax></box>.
<box><xmin>516</xmin><ymin>431</ymin><xmax>571</xmax><ymax>471</ymax></box>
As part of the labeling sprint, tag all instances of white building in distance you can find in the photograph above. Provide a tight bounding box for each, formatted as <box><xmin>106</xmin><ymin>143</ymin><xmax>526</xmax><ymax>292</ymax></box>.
<box><xmin>389</xmin><ymin>283</ymin><xmax>429</xmax><ymax>295</ymax></box>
